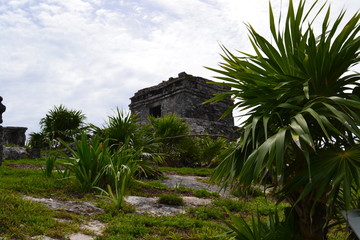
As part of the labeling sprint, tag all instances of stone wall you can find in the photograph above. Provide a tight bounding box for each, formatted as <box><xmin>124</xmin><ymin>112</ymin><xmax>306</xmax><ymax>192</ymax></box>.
<box><xmin>3</xmin><ymin>126</ymin><xmax>27</xmax><ymax>146</ymax></box>
<box><xmin>129</xmin><ymin>72</ymin><xmax>237</xmax><ymax>138</ymax></box>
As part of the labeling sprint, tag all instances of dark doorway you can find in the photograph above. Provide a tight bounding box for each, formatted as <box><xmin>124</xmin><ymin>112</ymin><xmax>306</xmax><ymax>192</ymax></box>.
<box><xmin>149</xmin><ymin>105</ymin><xmax>161</xmax><ymax>117</ymax></box>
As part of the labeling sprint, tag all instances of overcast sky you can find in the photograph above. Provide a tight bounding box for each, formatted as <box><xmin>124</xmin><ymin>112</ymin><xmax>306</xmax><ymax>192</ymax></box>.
<box><xmin>1</xmin><ymin>0</ymin><xmax>359</xmax><ymax>138</ymax></box>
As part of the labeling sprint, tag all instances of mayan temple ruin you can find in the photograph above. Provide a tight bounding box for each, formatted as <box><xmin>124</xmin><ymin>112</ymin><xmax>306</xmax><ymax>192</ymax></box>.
<box><xmin>129</xmin><ymin>72</ymin><xmax>237</xmax><ymax>139</ymax></box>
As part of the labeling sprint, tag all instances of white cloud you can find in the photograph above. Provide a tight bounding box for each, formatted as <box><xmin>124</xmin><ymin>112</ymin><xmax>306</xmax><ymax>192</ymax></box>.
<box><xmin>0</xmin><ymin>0</ymin><xmax>358</xmax><ymax>138</ymax></box>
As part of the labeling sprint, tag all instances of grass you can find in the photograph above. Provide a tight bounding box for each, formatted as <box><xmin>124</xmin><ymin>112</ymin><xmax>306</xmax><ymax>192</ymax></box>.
<box><xmin>97</xmin><ymin>213</ymin><xmax>226</xmax><ymax>240</ymax></box>
<box><xmin>158</xmin><ymin>166</ymin><xmax>213</xmax><ymax>176</ymax></box>
<box><xmin>0</xmin><ymin>157</ymin><xmax>298</xmax><ymax>239</ymax></box>
<box><xmin>158</xmin><ymin>193</ymin><xmax>185</xmax><ymax>206</ymax></box>
<box><xmin>0</xmin><ymin>192</ymin><xmax>78</xmax><ymax>238</ymax></box>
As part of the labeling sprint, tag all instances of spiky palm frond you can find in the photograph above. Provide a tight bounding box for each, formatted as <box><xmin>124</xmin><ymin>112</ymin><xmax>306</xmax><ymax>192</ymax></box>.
<box><xmin>210</xmin><ymin>0</ymin><xmax>360</xmax><ymax>216</ymax></box>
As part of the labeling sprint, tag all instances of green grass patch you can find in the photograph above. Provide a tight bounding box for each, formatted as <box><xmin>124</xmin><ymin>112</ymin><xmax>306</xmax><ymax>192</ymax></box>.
<box><xmin>0</xmin><ymin>166</ymin><xmax>77</xmax><ymax>198</ymax></box>
<box><xmin>98</xmin><ymin>213</ymin><xmax>226</xmax><ymax>239</ymax></box>
<box><xmin>0</xmin><ymin>192</ymin><xmax>77</xmax><ymax>238</ymax></box>
<box><xmin>193</xmin><ymin>188</ymin><xmax>220</xmax><ymax>198</ymax></box>
<box><xmin>158</xmin><ymin>193</ymin><xmax>185</xmax><ymax>206</ymax></box>
<box><xmin>158</xmin><ymin>167</ymin><xmax>213</xmax><ymax>176</ymax></box>
<box><xmin>187</xmin><ymin>205</ymin><xmax>225</xmax><ymax>220</ymax></box>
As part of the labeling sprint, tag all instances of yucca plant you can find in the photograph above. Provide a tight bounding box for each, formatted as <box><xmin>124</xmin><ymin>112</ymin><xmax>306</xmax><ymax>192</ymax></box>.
<box><xmin>145</xmin><ymin>113</ymin><xmax>196</xmax><ymax>166</ymax></box>
<box><xmin>90</xmin><ymin>108</ymin><xmax>140</xmax><ymax>148</ymax></box>
<box><xmin>208</xmin><ymin>0</ymin><xmax>360</xmax><ymax>239</ymax></box>
<box><xmin>41</xmin><ymin>155</ymin><xmax>57</xmax><ymax>177</ymax></box>
<box><xmin>216</xmin><ymin>208</ymin><xmax>296</xmax><ymax>240</ymax></box>
<box><xmin>40</xmin><ymin>105</ymin><xmax>87</xmax><ymax>141</ymax></box>
<box><xmin>60</xmin><ymin>134</ymin><xmax>110</xmax><ymax>192</ymax></box>
<box><xmin>95</xmin><ymin>143</ymin><xmax>141</xmax><ymax>209</ymax></box>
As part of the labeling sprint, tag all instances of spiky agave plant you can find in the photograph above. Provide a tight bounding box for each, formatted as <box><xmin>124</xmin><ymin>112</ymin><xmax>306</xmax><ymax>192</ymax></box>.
<box><xmin>208</xmin><ymin>0</ymin><xmax>360</xmax><ymax>239</ymax></box>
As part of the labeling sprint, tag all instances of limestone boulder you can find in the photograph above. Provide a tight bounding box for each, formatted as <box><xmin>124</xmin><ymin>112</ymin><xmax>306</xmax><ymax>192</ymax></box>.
<box><xmin>3</xmin><ymin>146</ymin><xmax>30</xmax><ymax>160</ymax></box>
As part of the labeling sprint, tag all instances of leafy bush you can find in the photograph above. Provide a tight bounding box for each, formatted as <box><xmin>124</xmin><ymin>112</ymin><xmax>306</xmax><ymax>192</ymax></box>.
<box><xmin>147</xmin><ymin>113</ymin><xmax>190</xmax><ymax>138</ymax></box>
<box><xmin>40</xmin><ymin>104</ymin><xmax>86</xmax><ymax>142</ymax></box>
<box><xmin>230</xmin><ymin>186</ymin><xmax>265</xmax><ymax>198</ymax></box>
<box><xmin>212</xmin><ymin>198</ymin><xmax>245</xmax><ymax>212</ymax></box>
<box><xmin>188</xmin><ymin>205</ymin><xmax>224</xmax><ymax>220</ymax></box>
<box><xmin>193</xmin><ymin>189</ymin><xmax>219</xmax><ymax>199</ymax></box>
<box><xmin>28</xmin><ymin>132</ymin><xmax>50</xmax><ymax>149</ymax></box>
<box><xmin>95</xmin><ymin>163</ymin><xmax>135</xmax><ymax>210</ymax></box>
<box><xmin>158</xmin><ymin>193</ymin><xmax>185</xmax><ymax>206</ymax></box>
<box><xmin>216</xmin><ymin>208</ymin><xmax>296</xmax><ymax>240</ymax></box>
<box><xmin>41</xmin><ymin>155</ymin><xmax>57</xmax><ymax>177</ymax></box>
<box><xmin>90</xmin><ymin>108</ymin><xmax>140</xmax><ymax>148</ymax></box>
<box><xmin>60</xmin><ymin>134</ymin><xmax>110</xmax><ymax>191</ymax></box>
<box><xmin>144</xmin><ymin>114</ymin><xmax>196</xmax><ymax>167</ymax></box>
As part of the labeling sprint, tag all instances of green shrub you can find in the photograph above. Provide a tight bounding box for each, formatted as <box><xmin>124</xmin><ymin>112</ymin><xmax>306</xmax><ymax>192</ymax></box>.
<box><xmin>158</xmin><ymin>193</ymin><xmax>185</xmax><ymax>206</ymax></box>
<box><xmin>187</xmin><ymin>205</ymin><xmax>224</xmax><ymax>220</ymax></box>
<box><xmin>173</xmin><ymin>185</ymin><xmax>192</xmax><ymax>194</ymax></box>
<box><xmin>144</xmin><ymin>114</ymin><xmax>195</xmax><ymax>167</ymax></box>
<box><xmin>95</xmin><ymin>145</ymin><xmax>141</xmax><ymax>209</ymax></box>
<box><xmin>212</xmin><ymin>198</ymin><xmax>245</xmax><ymax>212</ymax></box>
<box><xmin>90</xmin><ymin>108</ymin><xmax>140</xmax><ymax>147</ymax></box>
<box><xmin>41</xmin><ymin>155</ymin><xmax>57</xmax><ymax>177</ymax></box>
<box><xmin>28</xmin><ymin>132</ymin><xmax>50</xmax><ymax>149</ymax></box>
<box><xmin>231</xmin><ymin>186</ymin><xmax>265</xmax><ymax>198</ymax></box>
<box><xmin>158</xmin><ymin>167</ymin><xmax>213</xmax><ymax>176</ymax></box>
<box><xmin>40</xmin><ymin>104</ymin><xmax>86</xmax><ymax>141</ymax></box>
<box><xmin>194</xmin><ymin>188</ymin><xmax>220</xmax><ymax>198</ymax></box>
<box><xmin>60</xmin><ymin>134</ymin><xmax>111</xmax><ymax>192</ymax></box>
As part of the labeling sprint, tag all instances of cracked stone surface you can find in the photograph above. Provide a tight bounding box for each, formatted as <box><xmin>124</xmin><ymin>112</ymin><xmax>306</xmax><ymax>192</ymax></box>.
<box><xmin>125</xmin><ymin>196</ymin><xmax>211</xmax><ymax>216</ymax></box>
<box><xmin>22</xmin><ymin>196</ymin><xmax>104</xmax><ymax>216</ymax></box>
<box><xmin>161</xmin><ymin>174</ymin><xmax>232</xmax><ymax>197</ymax></box>
<box><xmin>24</xmin><ymin>174</ymin><xmax>227</xmax><ymax>239</ymax></box>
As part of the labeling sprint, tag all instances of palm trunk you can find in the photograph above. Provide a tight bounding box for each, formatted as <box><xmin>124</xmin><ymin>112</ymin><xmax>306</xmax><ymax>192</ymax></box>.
<box><xmin>288</xmin><ymin>193</ymin><xmax>328</xmax><ymax>240</ymax></box>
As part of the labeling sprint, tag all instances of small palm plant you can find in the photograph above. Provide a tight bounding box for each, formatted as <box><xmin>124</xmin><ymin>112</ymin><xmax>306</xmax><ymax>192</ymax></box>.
<box><xmin>60</xmin><ymin>134</ymin><xmax>110</xmax><ymax>192</ymax></box>
<box><xmin>90</xmin><ymin>108</ymin><xmax>140</xmax><ymax>148</ymax></box>
<box><xmin>95</xmin><ymin>144</ymin><xmax>140</xmax><ymax>209</ymax></box>
<box><xmin>208</xmin><ymin>0</ymin><xmax>360</xmax><ymax>238</ymax></box>
<box><xmin>40</xmin><ymin>104</ymin><xmax>86</xmax><ymax>141</ymax></box>
<box><xmin>41</xmin><ymin>155</ymin><xmax>57</xmax><ymax>178</ymax></box>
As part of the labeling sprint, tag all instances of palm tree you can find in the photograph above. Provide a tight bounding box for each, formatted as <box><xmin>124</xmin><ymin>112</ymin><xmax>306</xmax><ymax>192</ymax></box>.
<box><xmin>40</xmin><ymin>104</ymin><xmax>86</xmax><ymax>141</ymax></box>
<box><xmin>208</xmin><ymin>0</ymin><xmax>360</xmax><ymax>239</ymax></box>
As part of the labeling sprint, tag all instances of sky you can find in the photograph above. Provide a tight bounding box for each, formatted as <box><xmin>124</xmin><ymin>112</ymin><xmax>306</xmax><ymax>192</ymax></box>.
<box><xmin>1</xmin><ymin>0</ymin><xmax>359</xmax><ymax>139</ymax></box>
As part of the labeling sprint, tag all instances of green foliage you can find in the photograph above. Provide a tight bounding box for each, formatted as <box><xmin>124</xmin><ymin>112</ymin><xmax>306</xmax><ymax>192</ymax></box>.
<box><xmin>40</xmin><ymin>104</ymin><xmax>86</xmax><ymax>142</ymax></box>
<box><xmin>28</xmin><ymin>132</ymin><xmax>49</xmax><ymax>149</ymax></box>
<box><xmin>90</xmin><ymin>108</ymin><xmax>140</xmax><ymax>147</ymax></box>
<box><xmin>147</xmin><ymin>113</ymin><xmax>190</xmax><ymax>138</ymax></box>
<box><xmin>159</xmin><ymin>166</ymin><xmax>213</xmax><ymax>176</ymax></box>
<box><xmin>95</xmin><ymin>146</ymin><xmax>141</xmax><ymax>209</ymax></box>
<box><xmin>195</xmin><ymin>136</ymin><xmax>229</xmax><ymax>166</ymax></box>
<box><xmin>193</xmin><ymin>188</ymin><xmax>220</xmax><ymax>199</ymax></box>
<box><xmin>231</xmin><ymin>186</ymin><xmax>265</xmax><ymax>198</ymax></box>
<box><xmin>0</xmin><ymin>192</ymin><xmax>76</xmax><ymax>238</ymax></box>
<box><xmin>216</xmin><ymin>208</ymin><xmax>296</xmax><ymax>240</ymax></box>
<box><xmin>144</xmin><ymin>114</ymin><xmax>196</xmax><ymax>166</ymax></box>
<box><xmin>208</xmin><ymin>0</ymin><xmax>360</xmax><ymax>237</ymax></box>
<box><xmin>158</xmin><ymin>193</ymin><xmax>185</xmax><ymax>206</ymax></box>
<box><xmin>212</xmin><ymin>198</ymin><xmax>245</xmax><ymax>212</ymax></box>
<box><xmin>41</xmin><ymin>155</ymin><xmax>57</xmax><ymax>177</ymax></box>
<box><xmin>0</xmin><ymin>166</ymin><xmax>75</xmax><ymax>197</ymax></box>
<box><xmin>172</xmin><ymin>184</ymin><xmax>193</xmax><ymax>194</ymax></box>
<box><xmin>141</xmin><ymin>180</ymin><xmax>168</xmax><ymax>190</ymax></box>
<box><xmin>60</xmin><ymin>134</ymin><xmax>110</xmax><ymax>192</ymax></box>
<box><xmin>188</xmin><ymin>205</ymin><xmax>225</xmax><ymax>220</ymax></box>
<box><xmin>91</xmin><ymin>108</ymin><xmax>163</xmax><ymax>179</ymax></box>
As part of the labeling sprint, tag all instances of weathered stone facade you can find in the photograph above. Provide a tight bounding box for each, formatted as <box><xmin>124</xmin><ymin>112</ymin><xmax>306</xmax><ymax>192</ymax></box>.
<box><xmin>129</xmin><ymin>72</ymin><xmax>237</xmax><ymax>138</ymax></box>
<box><xmin>0</xmin><ymin>97</ymin><xmax>5</xmax><ymax>166</ymax></box>
<box><xmin>3</xmin><ymin>126</ymin><xmax>27</xmax><ymax>146</ymax></box>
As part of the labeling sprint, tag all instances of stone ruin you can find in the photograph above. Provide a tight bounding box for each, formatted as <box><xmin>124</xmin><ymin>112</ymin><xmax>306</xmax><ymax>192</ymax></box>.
<box><xmin>0</xmin><ymin>97</ymin><xmax>38</xmax><ymax>161</ymax></box>
<box><xmin>129</xmin><ymin>72</ymin><xmax>238</xmax><ymax>139</ymax></box>
<box><xmin>0</xmin><ymin>96</ymin><xmax>5</xmax><ymax>166</ymax></box>
<box><xmin>3</xmin><ymin>126</ymin><xmax>27</xmax><ymax>146</ymax></box>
